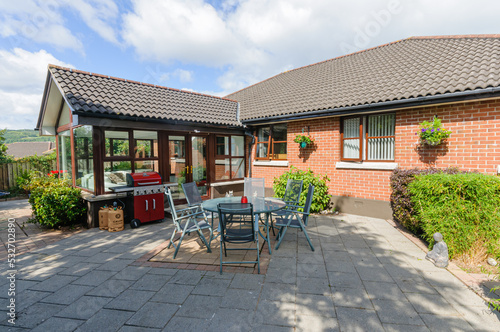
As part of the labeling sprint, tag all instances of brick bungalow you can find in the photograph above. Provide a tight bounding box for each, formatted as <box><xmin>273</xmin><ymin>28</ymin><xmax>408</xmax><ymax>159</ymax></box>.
<box><xmin>36</xmin><ymin>35</ymin><xmax>500</xmax><ymax>225</ymax></box>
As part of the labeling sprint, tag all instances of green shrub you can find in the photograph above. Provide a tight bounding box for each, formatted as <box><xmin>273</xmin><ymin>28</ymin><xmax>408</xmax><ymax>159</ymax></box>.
<box><xmin>273</xmin><ymin>166</ymin><xmax>331</xmax><ymax>213</ymax></box>
<box><xmin>27</xmin><ymin>174</ymin><xmax>86</xmax><ymax>228</ymax></box>
<box><xmin>409</xmin><ymin>173</ymin><xmax>500</xmax><ymax>259</ymax></box>
<box><xmin>390</xmin><ymin>167</ymin><xmax>465</xmax><ymax>233</ymax></box>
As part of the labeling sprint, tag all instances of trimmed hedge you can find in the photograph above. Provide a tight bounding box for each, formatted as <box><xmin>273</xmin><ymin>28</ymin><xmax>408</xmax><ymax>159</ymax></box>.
<box><xmin>273</xmin><ymin>166</ymin><xmax>331</xmax><ymax>213</ymax></box>
<box><xmin>390</xmin><ymin>167</ymin><xmax>464</xmax><ymax>234</ymax></box>
<box><xmin>409</xmin><ymin>173</ymin><xmax>500</xmax><ymax>259</ymax></box>
<box><xmin>26</xmin><ymin>174</ymin><xmax>86</xmax><ymax>228</ymax></box>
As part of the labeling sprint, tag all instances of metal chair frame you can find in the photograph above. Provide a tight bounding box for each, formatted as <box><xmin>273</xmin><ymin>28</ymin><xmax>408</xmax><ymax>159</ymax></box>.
<box><xmin>165</xmin><ymin>186</ymin><xmax>213</xmax><ymax>259</ymax></box>
<box><xmin>217</xmin><ymin>202</ymin><xmax>260</xmax><ymax>274</ymax></box>
<box><xmin>274</xmin><ymin>184</ymin><xmax>315</xmax><ymax>251</ymax></box>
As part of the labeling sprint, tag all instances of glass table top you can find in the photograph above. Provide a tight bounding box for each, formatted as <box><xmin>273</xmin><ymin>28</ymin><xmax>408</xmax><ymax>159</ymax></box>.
<box><xmin>202</xmin><ymin>196</ymin><xmax>286</xmax><ymax>214</ymax></box>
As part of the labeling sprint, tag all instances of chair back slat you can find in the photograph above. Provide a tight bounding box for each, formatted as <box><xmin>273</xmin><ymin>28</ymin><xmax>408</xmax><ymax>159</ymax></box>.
<box><xmin>244</xmin><ymin>177</ymin><xmax>265</xmax><ymax>197</ymax></box>
<box><xmin>283</xmin><ymin>179</ymin><xmax>303</xmax><ymax>203</ymax></box>
<box><xmin>218</xmin><ymin>203</ymin><xmax>255</xmax><ymax>242</ymax></box>
<box><xmin>302</xmin><ymin>184</ymin><xmax>315</xmax><ymax>226</ymax></box>
<box><xmin>182</xmin><ymin>182</ymin><xmax>203</xmax><ymax>206</ymax></box>
<box><xmin>165</xmin><ymin>186</ymin><xmax>179</xmax><ymax>222</ymax></box>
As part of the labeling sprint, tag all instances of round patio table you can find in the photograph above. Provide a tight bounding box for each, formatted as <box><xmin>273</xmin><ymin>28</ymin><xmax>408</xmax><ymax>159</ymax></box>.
<box><xmin>202</xmin><ymin>196</ymin><xmax>286</xmax><ymax>255</ymax></box>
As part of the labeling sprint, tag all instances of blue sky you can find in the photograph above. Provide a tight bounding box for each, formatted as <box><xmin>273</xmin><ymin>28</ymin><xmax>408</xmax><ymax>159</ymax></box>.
<box><xmin>1</xmin><ymin>0</ymin><xmax>499</xmax><ymax>129</ymax></box>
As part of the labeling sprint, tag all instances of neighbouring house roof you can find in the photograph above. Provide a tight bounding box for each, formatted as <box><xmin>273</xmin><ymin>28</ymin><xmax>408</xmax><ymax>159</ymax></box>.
<box><xmin>6</xmin><ymin>142</ymin><xmax>55</xmax><ymax>159</ymax></box>
<box><xmin>47</xmin><ymin>65</ymin><xmax>240</xmax><ymax>127</ymax></box>
<box><xmin>227</xmin><ymin>35</ymin><xmax>500</xmax><ymax>122</ymax></box>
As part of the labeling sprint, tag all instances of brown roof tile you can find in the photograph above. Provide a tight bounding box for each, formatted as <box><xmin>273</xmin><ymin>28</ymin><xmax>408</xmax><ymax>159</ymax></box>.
<box><xmin>227</xmin><ymin>35</ymin><xmax>500</xmax><ymax>121</ymax></box>
<box><xmin>49</xmin><ymin>66</ymin><xmax>240</xmax><ymax>127</ymax></box>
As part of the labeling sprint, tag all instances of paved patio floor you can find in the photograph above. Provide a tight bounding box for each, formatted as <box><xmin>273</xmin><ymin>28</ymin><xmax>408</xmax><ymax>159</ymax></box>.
<box><xmin>1</xmin><ymin>200</ymin><xmax>499</xmax><ymax>331</ymax></box>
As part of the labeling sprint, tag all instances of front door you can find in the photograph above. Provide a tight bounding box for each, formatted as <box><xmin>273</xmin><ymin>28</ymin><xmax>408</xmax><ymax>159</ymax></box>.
<box><xmin>167</xmin><ymin>135</ymin><xmax>209</xmax><ymax>202</ymax></box>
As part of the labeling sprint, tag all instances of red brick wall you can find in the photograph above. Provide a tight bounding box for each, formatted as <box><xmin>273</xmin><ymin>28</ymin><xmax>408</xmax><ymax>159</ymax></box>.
<box><xmin>251</xmin><ymin>99</ymin><xmax>500</xmax><ymax>202</ymax></box>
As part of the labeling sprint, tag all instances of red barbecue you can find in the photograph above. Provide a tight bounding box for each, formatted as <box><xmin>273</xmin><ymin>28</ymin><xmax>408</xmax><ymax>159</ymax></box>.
<box><xmin>125</xmin><ymin>172</ymin><xmax>165</xmax><ymax>228</ymax></box>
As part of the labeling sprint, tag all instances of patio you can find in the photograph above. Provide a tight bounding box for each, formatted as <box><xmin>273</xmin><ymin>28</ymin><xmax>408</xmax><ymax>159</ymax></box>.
<box><xmin>1</xmin><ymin>200</ymin><xmax>499</xmax><ymax>331</ymax></box>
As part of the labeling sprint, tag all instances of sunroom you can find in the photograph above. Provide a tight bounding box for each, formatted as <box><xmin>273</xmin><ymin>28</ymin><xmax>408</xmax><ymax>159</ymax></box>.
<box><xmin>36</xmin><ymin>65</ymin><xmax>250</xmax><ymax>226</ymax></box>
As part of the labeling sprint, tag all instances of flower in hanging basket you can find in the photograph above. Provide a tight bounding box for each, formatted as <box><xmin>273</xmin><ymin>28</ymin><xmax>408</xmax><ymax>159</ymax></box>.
<box><xmin>418</xmin><ymin>117</ymin><xmax>451</xmax><ymax>146</ymax></box>
<box><xmin>293</xmin><ymin>134</ymin><xmax>314</xmax><ymax>148</ymax></box>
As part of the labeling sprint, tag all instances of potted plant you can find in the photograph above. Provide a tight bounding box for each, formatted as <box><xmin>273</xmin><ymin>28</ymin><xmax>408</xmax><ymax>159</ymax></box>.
<box><xmin>293</xmin><ymin>134</ymin><xmax>314</xmax><ymax>148</ymax></box>
<box><xmin>418</xmin><ymin>117</ymin><xmax>451</xmax><ymax>146</ymax></box>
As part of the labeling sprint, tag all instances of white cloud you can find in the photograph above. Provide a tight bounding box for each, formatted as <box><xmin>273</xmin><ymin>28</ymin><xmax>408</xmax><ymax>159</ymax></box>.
<box><xmin>0</xmin><ymin>0</ymin><xmax>119</xmax><ymax>52</ymax></box>
<box><xmin>0</xmin><ymin>48</ymin><xmax>73</xmax><ymax>129</ymax></box>
<box><xmin>122</xmin><ymin>0</ymin><xmax>500</xmax><ymax>96</ymax></box>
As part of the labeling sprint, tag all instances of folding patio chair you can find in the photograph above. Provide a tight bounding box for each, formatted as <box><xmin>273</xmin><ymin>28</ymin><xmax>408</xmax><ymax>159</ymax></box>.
<box><xmin>271</xmin><ymin>179</ymin><xmax>303</xmax><ymax>233</ymax></box>
<box><xmin>218</xmin><ymin>202</ymin><xmax>260</xmax><ymax>274</ymax></box>
<box><xmin>244</xmin><ymin>177</ymin><xmax>265</xmax><ymax>198</ymax></box>
<box><xmin>182</xmin><ymin>181</ymin><xmax>203</xmax><ymax>208</ymax></box>
<box><xmin>274</xmin><ymin>184</ymin><xmax>315</xmax><ymax>251</ymax></box>
<box><xmin>165</xmin><ymin>186</ymin><xmax>213</xmax><ymax>259</ymax></box>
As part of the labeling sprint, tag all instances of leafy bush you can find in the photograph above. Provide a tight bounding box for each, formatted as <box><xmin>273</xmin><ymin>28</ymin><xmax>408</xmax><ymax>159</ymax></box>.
<box><xmin>273</xmin><ymin>166</ymin><xmax>331</xmax><ymax>213</ymax></box>
<box><xmin>27</xmin><ymin>174</ymin><xmax>86</xmax><ymax>228</ymax></box>
<box><xmin>409</xmin><ymin>173</ymin><xmax>500</xmax><ymax>259</ymax></box>
<box><xmin>390</xmin><ymin>167</ymin><xmax>464</xmax><ymax>233</ymax></box>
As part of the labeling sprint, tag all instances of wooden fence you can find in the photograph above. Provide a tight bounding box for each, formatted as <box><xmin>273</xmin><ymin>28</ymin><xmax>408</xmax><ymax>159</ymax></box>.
<box><xmin>0</xmin><ymin>160</ymin><xmax>57</xmax><ymax>190</ymax></box>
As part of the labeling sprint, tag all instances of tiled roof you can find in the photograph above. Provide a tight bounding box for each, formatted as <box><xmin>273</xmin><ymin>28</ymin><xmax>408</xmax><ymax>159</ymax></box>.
<box><xmin>49</xmin><ymin>66</ymin><xmax>240</xmax><ymax>127</ymax></box>
<box><xmin>227</xmin><ymin>35</ymin><xmax>500</xmax><ymax>121</ymax></box>
<box><xmin>7</xmin><ymin>142</ymin><xmax>55</xmax><ymax>159</ymax></box>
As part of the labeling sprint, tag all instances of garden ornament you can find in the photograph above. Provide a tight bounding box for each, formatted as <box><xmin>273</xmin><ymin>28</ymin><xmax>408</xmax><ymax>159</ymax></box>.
<box><xmin>425</xmin><ymin>232</ymin><xmax>449</xmax><ymax>268</ymax></box>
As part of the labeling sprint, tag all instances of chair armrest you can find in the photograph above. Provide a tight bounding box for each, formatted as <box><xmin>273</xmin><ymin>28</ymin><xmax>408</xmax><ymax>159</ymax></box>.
<box><xmin>176</xmin><ymin>206</ymin><xmax>201</xmax><ymax>214</ymax></box>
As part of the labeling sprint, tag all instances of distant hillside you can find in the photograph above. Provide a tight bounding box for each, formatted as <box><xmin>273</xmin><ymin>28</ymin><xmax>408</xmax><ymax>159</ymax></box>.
<box><xmin>3</xmin><ymin>129</ymin><xmax>55</xmax><ymax>144</ymax></box>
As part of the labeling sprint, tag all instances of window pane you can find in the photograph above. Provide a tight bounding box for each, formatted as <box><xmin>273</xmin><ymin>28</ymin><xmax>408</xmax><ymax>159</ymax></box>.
<box><xmin>231</xmin><ymin>158</ymin><xmax>245</xmax><ymax>178</ymax></box>
<box><xmin>343</xmin><ymin>139</ymin><xmax>360</xmax><ymax>159</ymax></box>
<box><xmin>105</xmin><ymin>131</ymin><xmax>129</xmax><ymax>157</ymax></box>
<box><xmin>104</xmin><ymin>161</ymin><xmax>131</xmax><ymax>191</ymax></box>
<box><xmin>134</xmin><ymin>130</ymin><xmax>158</xmax><ymax>158</ymax></box>
<box><xmin>58</xmin><ymin>130</ymin><xmax>72</xmax><ymax>181</ymax></box>
<box><xmin>134</xmin><ymin>160</ymin><xmax>159</xmax><ymax>173</ymax></box>
<box><xmin>273</xmin><ymin>124</ymin><xmax>287</xmax><ymax>141</ymax></box>
<box><xmin>367</xmin><ymin>114</ymin><xmax>395</xmax><ymax>160</ymax></box>
<box><xmin>256</xmin><ymin>143</ymin><xmax>268</xmax><ymax>158</ymax></box>
<box><xmin>343</xmin><ymin>118</ymin><xmax>360</xmax><ymax>138</ymax></box>
<box><xmin>231</xmin><ymin>136</ymin><xmax>244</xmax><ymax>156</ymax></box>
<box><xmin>257</xmin><ymin>127</ymin><xmax>270</xmax><ymax>142</ymax></box>
<box><xmin>272</xmin><ymin>142</ymin><xmax>287</xmax><ymax>160</ymax></box>
<box><xmin>74</xmin><ymin>126</ymin><xmax>93</xmax><ymax>191</ymax></box>
<box><xmin>215</xmin><ymin>158</ymin><xmax>231</xmax><ymax>180</ymax></box>
<box><xmin>216</xmin><ymin>136</ymin><xmax>229</xmax><ymax>155</ymax></box>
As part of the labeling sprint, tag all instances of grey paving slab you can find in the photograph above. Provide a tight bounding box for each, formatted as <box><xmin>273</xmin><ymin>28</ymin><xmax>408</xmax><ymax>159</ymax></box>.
<box><xmin>296</xmin><ymin>276</ymin><xmax>331</xmax><ymax>295</ymax></box>
<box><xmin>296</xmin><ymin>262</ymin><xmax>328</xmax><ymax>279</ymax></box>
<box><xmin>40</xmin><ymin>284</ymin><xmax>93</xmax><ymax>305</ymax></box>
<box><xmin>336</xmin><ymin>307</ymin><xmax>385</xmax><ymax>332</ymax></box>
<box><xmin>14</xmin><ymin>303</ymin><xmax>64</xmax><ymax>329</ymax></box>
<box><xmin>75</xmin><ymin>309</ymin><xmax>134</xmax><ymax>332</ymax></box>
<box><xmin>28</xmin><ymin>274</ymin><xmax>77</xmax><ymax>292</ymax></box>
<box><xmin>191</xmin><ymin>276</ymin><xmax>231</xmax><ymax>296</ymax></box>
<box><xmin>331</xmin><ymin>286</ymin><xmax>373</xmax><ymax>309</ymax></box>
<box><xmin>85</xmin><ymin>278</ymin><xmax>135</xmax><ymax>298</ymax></box>
<box><xmin>96</xmin><ymin>258</ymin><xmax>135</xmax><ymax>271</ymax></box>
<box><xmin>113</xmin><ymin>266</ymin><xmax>152</xmax><ymax>281</ymax></box>
<box><xmin>295</xmin><ymin>293</ymin><xmax>336</xmax><ymax>318</ymax></box>
<box><xmin>130</xmin><ymin>273</ymin><xmax>171</xmax><ymax>292</ymax></box>
<box><xmin>30</xmin><ymin>317</ymin><xmax>83</xmax><ymax>332</ymax></box>
<box><xmin>119</xmin><ymin>326</ymin><xmax>161</xmax><ymax>332</ymax></box>
<box><xmin>405</xmin><ymin>293</ymin><xmax>462</xmax><ymax>316</ymax></box>
<box><xmin>363</xmin><ymin>281</ymin><xmax>408</xmax><ymax>301</ymax></box>
<box><xmin>149</xmin><ymin>283</ymin><xmax>195</xmax><ymax>304</ymax></box>
<box><xmin>327</xmin><ymin>271</ymin><xmax>363</xmax><ymax>289</ymax></box>
<box><xmin>58</xmin><ymin>262</ymin><xmax>101</xmax><ymax>276</ymax></box>
<box><xmin>260</xmin><ymin>282</ymin><xmax>296</xmax><ymax>302</ymax></box>
<box><xmin>419</xmin><ymin>313</ymin><xmax>475</xmax><ymax>331</ymax></box>
<box><xmin>295</xmin><ymin>315</ymin><xmax>339</xmax><ymax>332</ymax></box>
<box><xmin>221</xmin><ymin>288</ymin><xmax>260</xmax><ymax>310</ymax></box>
<box><xmin>229</xmin><ymin>273</ymin><xmax>265</xmax><ymax>290</ymax></box>
<box><xmin>162</xmin><ymin>316</ymin><xmax>208</xmax><ymax>331</ymax></box>
<box><xmin>105</xmin><ymin>289</ymin><xmax>155</xmax><ymax>311</ymax></box>
<box><xmin>251</xmin><ymin>324</ymin><xmax>294</xmax><ymax>332</ymax></box>
<box><xmin>13</xmin><ymin>289</ymin><xmax>51</xmax><ymax>312</ymax></box>
<box><xmin>175</xmin><ymin>294</ymin><xmax>222</xmax><ymax>319</ymax></box>
<box><xmin>126</xmin><ymin>302</ymin><xmax>179</xmax><ymax>329</ymax></box>
<box><xmin>207</xmin><ymin>308</ymin><xmax>254</xmax><ymax>332</ymax></box>
<box><xmin>372</xmin><ymin>299</ymin><xmax>425</xmax><ymax>326</ymax></box>
<box><xmin>382</xmin><ymin>323</ymin><xmax>431</xmax><ymax>332</ymax></box>
<box><xmin>55</xmin><ymin>295</ymin><xmax>112</xmax><ymax>320</ymax></box>
<box><xmin>72</xmin><ymin>269</ymin><xmax>117</xmax><ymax>286</ymax></box>
<box><xmin>253</xmin><ymin>300</ymin><xmax>295</xmax><ymax>327</ymax></box>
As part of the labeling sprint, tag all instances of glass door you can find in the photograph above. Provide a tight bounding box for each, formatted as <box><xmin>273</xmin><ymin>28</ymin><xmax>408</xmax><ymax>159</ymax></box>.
<box><xmin>168</xmin><ymin>135</ymin><xmax>186</xmax><ymax>200</ymax></box>
<box><xmin>191</xmin><ymin>136</ymin><xmax>208</xmax><ymax>198</ymax></box>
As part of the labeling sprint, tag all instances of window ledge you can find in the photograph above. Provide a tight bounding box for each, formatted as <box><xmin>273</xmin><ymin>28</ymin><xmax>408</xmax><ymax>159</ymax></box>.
<box><xmin>253</xmin><ymin>160</ymin><xmax>289</xmax><ymax>167</ymax></box>
<box><xmin>336</xmin><ymin>161</ymin><xmax>398</xmax><ymax>170</ymax></box>
<box><xmin>210</xmin><ymin>180</ymin><xmax>245</xmax><ymax>187</ymax></box>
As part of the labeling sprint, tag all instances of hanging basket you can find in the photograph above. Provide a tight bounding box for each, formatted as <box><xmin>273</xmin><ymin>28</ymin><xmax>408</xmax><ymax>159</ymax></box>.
<box><xmin>423</xmin><ymin>139</ymin><xmax>441</xmax><ymax>146</ymax></box>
